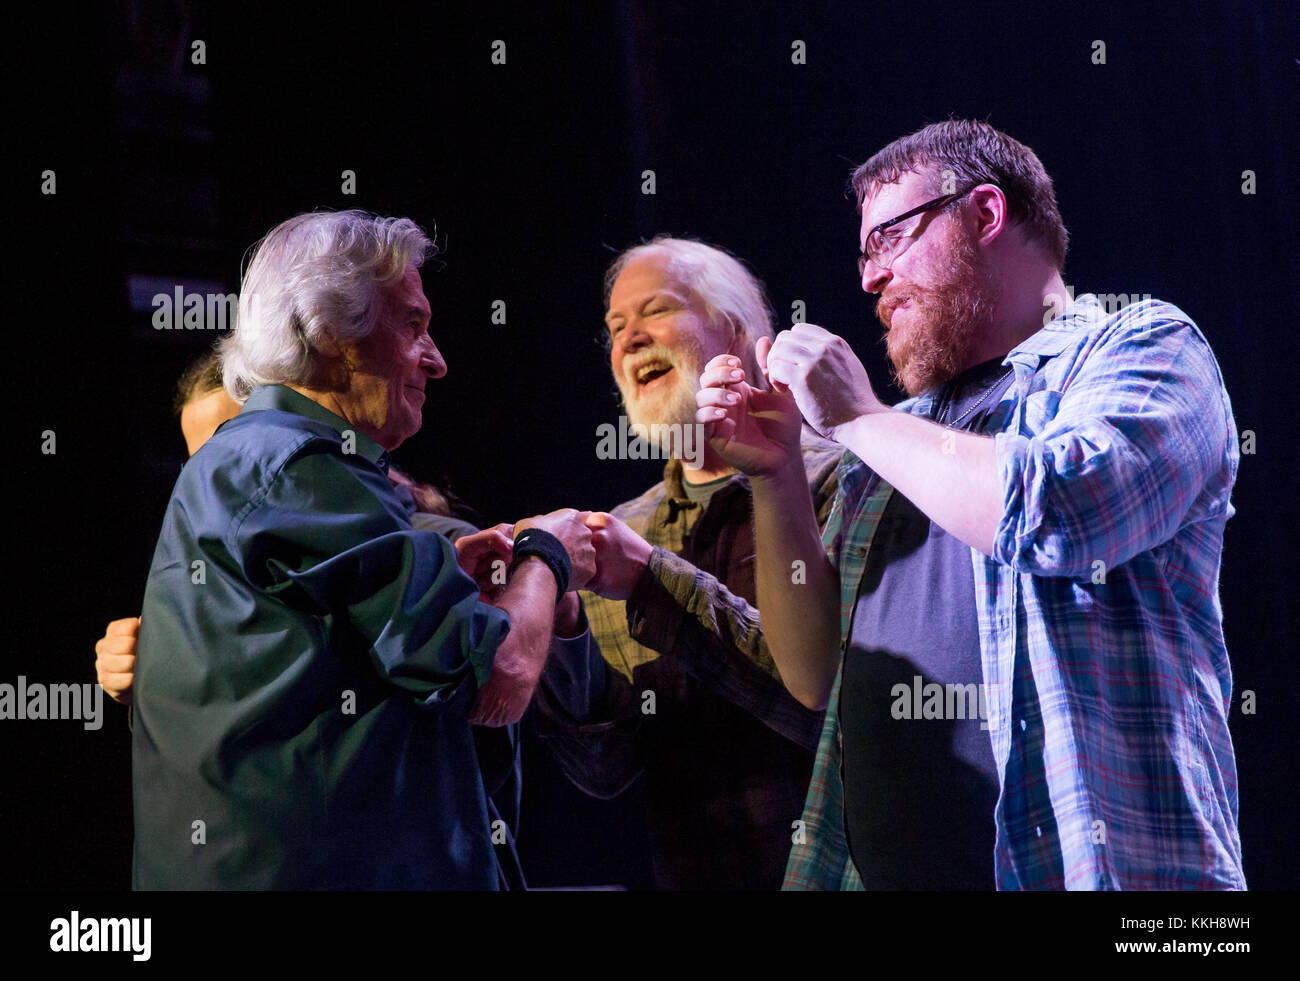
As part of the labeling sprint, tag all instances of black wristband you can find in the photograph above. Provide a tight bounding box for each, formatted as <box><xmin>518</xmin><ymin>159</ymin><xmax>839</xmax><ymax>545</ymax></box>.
<box><xmin>511</xmin><ymin>528</ymin><xmax>571</xmax><ymax>597</ymax></box>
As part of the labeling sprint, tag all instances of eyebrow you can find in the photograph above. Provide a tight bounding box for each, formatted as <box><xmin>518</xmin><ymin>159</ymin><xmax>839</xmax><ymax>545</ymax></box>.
<box><xmin>604</xmin><ymin>290</ymin><xmax>687</xmax><ymax>325</ymax></box>
<box><xmin>405</xmin><ymin>304</ymin><xmax>430</xmax><ymax>318</ymax></box>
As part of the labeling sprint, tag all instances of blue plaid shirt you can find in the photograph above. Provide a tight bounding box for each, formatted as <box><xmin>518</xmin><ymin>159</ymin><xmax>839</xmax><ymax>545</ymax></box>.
<box><xmin>785</xmin><ymin>294</ymin><xmax>1245</xmax><ymax>890</ymax></box>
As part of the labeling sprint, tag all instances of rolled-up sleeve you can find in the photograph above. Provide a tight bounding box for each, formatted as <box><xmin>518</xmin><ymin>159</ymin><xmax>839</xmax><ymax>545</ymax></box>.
<box><xmin>229</xmin><ymin>436</ymin><xmax>509</xmax><ymax>700</ymax></box>
<box><xmin>993</xmin><ymin>316</ymin><xmax>1233</xmax><ymax>578</ymax></box>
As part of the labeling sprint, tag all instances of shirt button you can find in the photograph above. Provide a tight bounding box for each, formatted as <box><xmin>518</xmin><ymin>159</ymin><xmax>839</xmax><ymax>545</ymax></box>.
<box><xmin>1035</xmin><ymin>825</ymin><xmax>1043</xmax><ymax>838</ymax></box>
<box><xmin>1018</xmin><ymin>718</ymin><xmax>1027</xmax><ymax>731</ymax></box>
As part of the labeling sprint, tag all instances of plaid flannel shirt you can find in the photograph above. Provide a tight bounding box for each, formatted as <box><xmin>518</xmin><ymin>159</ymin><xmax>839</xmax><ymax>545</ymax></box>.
<box><xmin>784</xmin><ymin>294</ymin><xmax>1245</xmax><ymax>890</ymax></box>
<box><xmin>535</xmin><ymin>429</ymin><xmax>841</xmax><ymax>888</ymax></box>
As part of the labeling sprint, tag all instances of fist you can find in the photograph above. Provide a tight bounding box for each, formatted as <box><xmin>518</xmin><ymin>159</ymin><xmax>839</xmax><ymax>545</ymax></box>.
<box><xmin>94</xmin><ymin>616</ymin><xmax>140</xmax><ymax>705</ymax></box>
<box><xmin>515</xmin><ymin>508</ymin><xmax>597</xmax><ymax>591</ymax></box>
<box><xmin>583</xmin><ymin>512</ymin><xmax>653</xmax><ymax>601</ymax></box>
<box><xmin>454</xmin><ymin>523</ymin><xmax>514</xmax><ymax>602</ymax></box>
<box><xmin>764</xmin><ymin>324</ymin><xmax>881</xmax><ymax>437</ymax></box>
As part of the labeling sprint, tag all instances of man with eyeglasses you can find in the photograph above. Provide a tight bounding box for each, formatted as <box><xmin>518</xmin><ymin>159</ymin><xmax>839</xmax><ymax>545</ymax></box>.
<box><xmin>697</xmin><ymin>120</ymin><xmax>1245</xmax><ymax>890</ymax></box>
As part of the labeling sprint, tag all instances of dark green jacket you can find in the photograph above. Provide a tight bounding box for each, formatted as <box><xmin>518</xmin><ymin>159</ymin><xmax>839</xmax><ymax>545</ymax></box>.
<box><xmin>133</xmin><ymin>385</ymin><xmax>509</xmax><ymax>889</ymax></box>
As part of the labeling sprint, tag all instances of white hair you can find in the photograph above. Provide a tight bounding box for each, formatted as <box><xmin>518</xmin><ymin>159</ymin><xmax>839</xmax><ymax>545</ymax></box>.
<box><xmin>604</xmin><ymin>236</ymin><xmax>776</xmax><ymax>384</ymax></box>
<box><xmin>221</xmin><ymin>210</ymin><xmax>433</xmax><ymax>401</ymax></box>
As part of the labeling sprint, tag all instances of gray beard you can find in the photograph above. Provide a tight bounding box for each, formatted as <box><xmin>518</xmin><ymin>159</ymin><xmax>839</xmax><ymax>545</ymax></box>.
<box><xmin>621</xmin><ymin>372</ymin><xmax>701</xmax><ymax>457</ymax></box>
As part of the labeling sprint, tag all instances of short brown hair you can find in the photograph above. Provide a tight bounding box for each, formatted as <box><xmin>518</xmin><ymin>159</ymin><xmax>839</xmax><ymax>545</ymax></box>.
<box><xmin>851</xmin><ymin>120</ymin><xmax>1068</xmax><ymax>269</ymax></box>
<box><xmin>173</xmin><ymin>350</ymin><xmax>225</xmax><ymax>418</ymax></box>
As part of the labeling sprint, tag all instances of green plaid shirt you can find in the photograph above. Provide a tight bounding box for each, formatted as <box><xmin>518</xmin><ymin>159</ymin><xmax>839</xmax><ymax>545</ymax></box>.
<box><xmin>780</xmin><ymin>461</ymin><xmax>890</xmax><ymax>891</ymax></box>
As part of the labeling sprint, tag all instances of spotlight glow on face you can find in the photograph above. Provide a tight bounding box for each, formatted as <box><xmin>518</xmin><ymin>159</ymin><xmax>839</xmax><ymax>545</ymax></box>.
<box><xmin>606</xmin><ymin>254</ymin><xmax>730</xmax><ymax>457</ymax></box>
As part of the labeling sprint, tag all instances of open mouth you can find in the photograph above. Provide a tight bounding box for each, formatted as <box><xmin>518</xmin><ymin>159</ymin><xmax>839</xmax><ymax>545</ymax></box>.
<box><xmin>633</xmin><ymin>361</ymin><xmax>675</xmax><ymax>390</ymax></box>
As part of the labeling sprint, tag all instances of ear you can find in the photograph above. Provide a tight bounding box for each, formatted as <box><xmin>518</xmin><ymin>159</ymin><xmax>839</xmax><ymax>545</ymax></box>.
<box><xmin>314</xmin><ymin>330</ymin><xmax>342</xmax><ymax>359</ymax></box>
<box><xmin>722</xmin><ymin>314</ymin><xmax>746</xmax><ymax>356</ymax></box>
<box><xmin>969</xmin><ymin>183</ymin><xmax>1008</xmax><ymax>247</ymax></box>
<box><xmin>309</xmin><ymin>332</ymin><xmax>356</xmax><ymax>392</ymax></box>
<box><xmin>726</xmin><ymin>321</ymin><xmax>762</xmax><ymax>385</ymax></box>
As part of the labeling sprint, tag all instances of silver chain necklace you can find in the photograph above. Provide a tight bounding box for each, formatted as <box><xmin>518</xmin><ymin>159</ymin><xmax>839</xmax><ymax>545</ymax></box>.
<box><xmin>941</xmin><ymin>366</ymin><xmax>1014</xmax><ymax>429</ymax></box>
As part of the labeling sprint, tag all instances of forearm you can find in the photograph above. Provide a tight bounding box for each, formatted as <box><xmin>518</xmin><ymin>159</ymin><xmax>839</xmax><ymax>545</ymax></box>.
<box><xmin>627</xmin><ymin>548</ymin><xmax>772</xmax><ymax>674</ymax></box>
<box><xmin>834</xmin><ymin>410</ymin><xmax>1002</xmax><ymax>557</ymax></box>
<box><xmin>490</xmin><ymin>558</ymin><xmax>560</xmax><ymax>691</ymax></box>
<box><xmin>751</xmin><ymin>459</ymin><xmax>841</xmax><ymax>710</ymax></box>
<box><xmin>627</xmin><ymin>549</ymin><xmax>824</xmax><ymax>750</ymax></box>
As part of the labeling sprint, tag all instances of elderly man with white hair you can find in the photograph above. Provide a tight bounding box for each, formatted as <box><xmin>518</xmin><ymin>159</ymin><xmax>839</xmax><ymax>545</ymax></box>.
<box><xmin>132</xmin><ymin>210</ymin><xmax>594</xmax><ymax>889</ymax></box>
<box><xmin>533</xmin><ymin>237</ymin><xmax>842</xmax><ymax>889</ymax></box>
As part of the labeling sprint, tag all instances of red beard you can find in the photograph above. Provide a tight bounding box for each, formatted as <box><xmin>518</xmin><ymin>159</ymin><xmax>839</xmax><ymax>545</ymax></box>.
<box><xmin>878</xmin><ymin>230</ymin><xmax>995</xmax><ymax>397</ymax></box>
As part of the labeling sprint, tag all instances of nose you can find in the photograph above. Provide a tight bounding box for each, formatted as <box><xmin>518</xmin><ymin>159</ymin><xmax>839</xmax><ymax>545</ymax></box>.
<box><xmin>861</xmin><ymin>256</ymin><xmax>892</xmax><ymax>295</ymax></box>
<box><xmin>421</xmin><ymin>337</ymin><xmax>447</xmax><ymax>379</ymax></box>
<box><xmin>618</xmin><ymin>315</ymin><xmax>652</xmax><ymax>354</ymax></box>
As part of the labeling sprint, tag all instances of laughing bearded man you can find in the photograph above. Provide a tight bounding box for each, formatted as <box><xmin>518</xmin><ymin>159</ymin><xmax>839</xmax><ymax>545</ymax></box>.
<box><xmin>533</xmin><ymin>237</ymin><xmax>843</xmax><ymax>889</ymax></box>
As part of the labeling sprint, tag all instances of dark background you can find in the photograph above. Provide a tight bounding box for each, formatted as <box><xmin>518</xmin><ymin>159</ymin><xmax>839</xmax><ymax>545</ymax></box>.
<box><xmin>8</xmin><ymin>0</ymin><xmax>1297</xmax><ymax>891</ymax></box>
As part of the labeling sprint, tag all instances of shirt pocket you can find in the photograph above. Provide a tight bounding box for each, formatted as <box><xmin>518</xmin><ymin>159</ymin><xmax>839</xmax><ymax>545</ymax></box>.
<box><xmin>1019</xmin><ymin>387</ymin><xmax>1064</xmax><ymax>433</ymax></box>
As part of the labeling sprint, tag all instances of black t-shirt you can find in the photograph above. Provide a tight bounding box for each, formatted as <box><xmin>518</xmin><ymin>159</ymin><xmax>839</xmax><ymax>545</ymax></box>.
<box><xmin>839</xmin><ymin>356</ymin><xmax>1013</xmax><ymax>889</ymax></box>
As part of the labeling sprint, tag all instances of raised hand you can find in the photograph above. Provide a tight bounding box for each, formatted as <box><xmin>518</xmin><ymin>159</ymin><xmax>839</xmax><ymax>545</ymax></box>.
<box><xmin>695</xmin><ymin>348</ymin><xmax>803</xmax><ymax>477</ymax></box>
<box><xmin>764</xmin><ymin>324</ymin><xmax>882</xmax><ymax>438</ymax></box>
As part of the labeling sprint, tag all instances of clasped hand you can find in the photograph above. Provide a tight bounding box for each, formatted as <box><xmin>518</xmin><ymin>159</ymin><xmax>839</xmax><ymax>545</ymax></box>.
<box><xmin>695</xmin><ymin>324</ymin><xmax>881</xmax><ymax>475</ymax></box>
<box><xmin>455</xmin><ymin>511</ymin><xmax>652</xmax><ymax>604</ymax></box>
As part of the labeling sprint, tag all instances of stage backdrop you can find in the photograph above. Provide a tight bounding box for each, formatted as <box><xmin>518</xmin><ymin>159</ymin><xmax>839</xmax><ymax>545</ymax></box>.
<box><xmin>9</xmin><ymin>0</ymin><xmax>1297</xmax><ymax>890</ymax></box>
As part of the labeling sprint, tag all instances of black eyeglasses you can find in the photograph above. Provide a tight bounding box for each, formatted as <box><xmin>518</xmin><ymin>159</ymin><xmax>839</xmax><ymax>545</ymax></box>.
<box><xmin>858</xmin><ymin>186</ymin><xmax>976</xmax><ymax>275</ymax></box>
